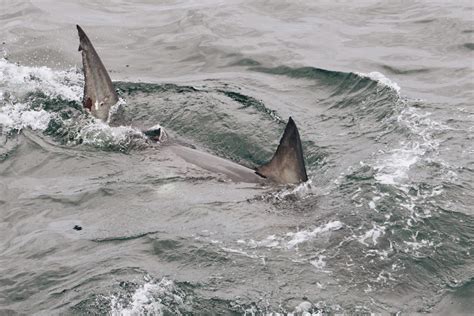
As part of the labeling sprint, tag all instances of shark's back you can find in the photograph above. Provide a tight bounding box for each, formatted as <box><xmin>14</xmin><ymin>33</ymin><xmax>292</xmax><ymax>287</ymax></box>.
<box><xmin>76</xmin><ymin>25</ymin><xmax>308</xmax><ymax>185</ymax></box>
<box><xmin>168</xmin><ymin>144</ymin><xmax>263</xmax><ymax>183</ymax></box>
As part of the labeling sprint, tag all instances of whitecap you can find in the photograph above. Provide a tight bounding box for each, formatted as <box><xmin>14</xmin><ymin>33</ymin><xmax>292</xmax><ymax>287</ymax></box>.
<box><xmin>356</xmin><ymin>71</ymin><xmax>401</xmax><ymax>93</ymax></box>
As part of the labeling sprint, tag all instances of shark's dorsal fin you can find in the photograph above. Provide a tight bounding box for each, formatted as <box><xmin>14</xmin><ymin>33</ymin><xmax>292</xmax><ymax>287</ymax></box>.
<box><xmin>77</xmin><ymin>25</ymin><xmax>118</xmax><ymax>121</ymax></box>
<box><xmin>256</xmin><ymin>117</ymin><xmax>308</xmax><ymax>184</ymax></box>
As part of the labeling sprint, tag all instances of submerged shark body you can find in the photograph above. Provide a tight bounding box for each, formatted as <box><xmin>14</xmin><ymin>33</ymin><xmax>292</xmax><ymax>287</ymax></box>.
<box><xmin>76</xmin><ymin>25</ymin><xmax>308</xmax><ymax>184</ymax></box>
<box><xmin>168</xmin><ymin>144</ymin><xmax>263</xmax><ymax>183</ymax></box>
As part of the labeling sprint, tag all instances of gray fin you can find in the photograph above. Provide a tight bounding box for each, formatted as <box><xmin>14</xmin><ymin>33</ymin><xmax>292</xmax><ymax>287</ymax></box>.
<box><xmin>76</xmin><ymin>25</ymin><xmax>118</xmax><ymax>121</ymax></box>
<box><xmin>255</xmin><ymin>117</ymin><xmax>308</xmax><ymax>184</ymax></box>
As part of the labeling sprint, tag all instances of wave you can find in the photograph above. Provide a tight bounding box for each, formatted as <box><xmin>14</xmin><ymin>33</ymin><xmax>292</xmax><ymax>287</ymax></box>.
<box><xmin>251</xmin><ymin>64</ymin><xmax>401</xmax><ymax>95</ymax></box>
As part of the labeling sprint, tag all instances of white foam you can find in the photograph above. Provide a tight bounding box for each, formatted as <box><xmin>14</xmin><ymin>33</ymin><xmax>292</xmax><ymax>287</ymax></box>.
<box><xmin>368</xmin><ymin>200</ymin><xmax>376</xmax><ymax>210</ymax></box>
<box><xmin>273</xmin><ymin>179</ymin><xmax>314</xmax><ymax>200</ymax></box>
<box><xmin>403</xmin><ymin>239</ymin><xmax>434</xmax><ymax>254</ymax></box>
<box><xmin>310</xmin><ymin>255</ymin><xmax>327</xmax><ymax>270</ymax></box>
<box><xmin>374</xmin><ymin>144</ymin><xmax>422</xmax><ymax>185</ymax></box>
<box><xmin>374</xmin><ymin>106</ymin><xmax>448</xmax><ymax>186</ymax></box>
<box><xmin>0</xmin><ymin>102</ymin><xmax>52</xmax><ymax>132</ymax></box>
<box><xmin>107</xmin><ymin>98</ymin><xmax>126</xmax><ymax>123</ymax></box>
<box><xmin>0</xmin><ymin>58</ymin><xmax>84</xmax><ymax>134</ymax></box>
<box><xmin>357</xmin><ymin>223</ymin><xmax>385</xmax><ymax>246</ymax></box>
<box><xmin>235</xmin><ymin>221</ymin><xmax>343</xmax><ymax>252</ymax></box>
<box><xmin>241</xmin><ymin>235</ymin><xmax>280</xmax><ymax>249</ymax></box>
<box><xmin>221</xmin><ymin>247</ymin><xmax>259</xmax><ymax>259</ymax></box>
<box><xmin>402</xmin><ymin>231</ymin><xmax>436</xmax><ymax>256</ymax></box>
<box><xmin>356</xmin><ymin>71</ymin><xmax>401</xmax><ymax>94</ymax></box>
<box><xmin>0</xmin><ymin>58</ymin><xmax>82</xmax><ymax>101</ymax></box>
<box><xmin>78</xmin><ymin>119</ymin><xmax>144</xmax><ymax>147</ymax></box>
<box><xmin>110</xmin><ymin>277</ymin><xmax>186</xmax><ymax>316</ymax></box>
<box><xmin>294</xmin><ymin>301</ymin><xmax>313</xmax><ymax>314</ymax></box>
<box><xmin>286</xmin><ymin>221</ymin><xmax>343</xmax><ymax>249</ymax></box>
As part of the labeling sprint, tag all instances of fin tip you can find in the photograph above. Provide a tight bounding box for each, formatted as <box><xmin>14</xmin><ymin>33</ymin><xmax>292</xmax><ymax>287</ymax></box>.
<box><xmin>76</xmin><ymin>24</ymin><xmax>83</xmax><ymax>35</ymax></box>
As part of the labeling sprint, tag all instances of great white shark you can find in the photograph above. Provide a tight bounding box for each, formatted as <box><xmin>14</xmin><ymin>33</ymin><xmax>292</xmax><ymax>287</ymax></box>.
<box><xmin>76</xmin><ymin>25</ymin><xmax>308</xmax><ymax>184</ymax></box>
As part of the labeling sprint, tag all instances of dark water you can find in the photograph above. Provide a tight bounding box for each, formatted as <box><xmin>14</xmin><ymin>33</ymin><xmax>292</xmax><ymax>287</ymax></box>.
<box><xmin>1</xmin><ymin>1</ymin><xmax>473</xmax><ymax>314</ymax></box>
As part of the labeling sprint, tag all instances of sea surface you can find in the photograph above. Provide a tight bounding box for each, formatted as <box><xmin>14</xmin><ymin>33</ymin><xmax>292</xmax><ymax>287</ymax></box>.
<box><xmin>0</xmin><ymin>0</ymin><xmax>473</xmax><ymax>314</ymax></box>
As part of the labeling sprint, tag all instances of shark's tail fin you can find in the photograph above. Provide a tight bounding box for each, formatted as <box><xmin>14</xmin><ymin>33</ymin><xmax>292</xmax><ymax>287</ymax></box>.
<box><xmin>256</xmin><ymin>117</ymin><xmax>308</xmax><ymax>184</ymax></box>
<box><xmin>77</xmin><ymin>25</ymin><xmax>118</xmax><ymax>121</ymax></box>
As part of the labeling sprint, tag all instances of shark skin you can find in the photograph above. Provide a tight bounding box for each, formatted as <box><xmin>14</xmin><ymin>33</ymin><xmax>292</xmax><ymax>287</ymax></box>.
<box><xmin>167</xmin><ymin>144</ymin><xmax>264</xmax><ymax>183</ymax></box>
<box><xmin>256</xmin><ymin>117</ymin><xmax>308</xmax><ymax>184</ymax></box>
<box><xmin>77</xmin><ymin>25</ymin><xmax>118</xmax><ymax>122</ymax></box>
<box><xmin>76</xmin><ymin>25</ymin><xmax>308</xmax><ymax>185</ymax></box>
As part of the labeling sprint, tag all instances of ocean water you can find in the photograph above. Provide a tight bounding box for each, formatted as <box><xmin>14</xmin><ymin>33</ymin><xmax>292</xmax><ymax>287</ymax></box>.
<box><xmin>0</xmin><ymin>0</ymin><xmax>473</xmax><ymax>314</ymax></box>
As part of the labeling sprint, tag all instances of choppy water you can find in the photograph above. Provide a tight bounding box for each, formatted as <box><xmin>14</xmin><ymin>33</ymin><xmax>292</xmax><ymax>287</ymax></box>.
<box><xmin>1</xmin><ymin>0</ymin><xmax>473</xmax><ymax>314</ymax></box>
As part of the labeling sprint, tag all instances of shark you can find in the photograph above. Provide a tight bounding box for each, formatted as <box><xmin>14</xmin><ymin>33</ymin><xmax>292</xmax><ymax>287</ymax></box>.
<box><xmin>76</xmin><ymin>25</ymin><xmax>308</xmax><ymax>184</ymax></box>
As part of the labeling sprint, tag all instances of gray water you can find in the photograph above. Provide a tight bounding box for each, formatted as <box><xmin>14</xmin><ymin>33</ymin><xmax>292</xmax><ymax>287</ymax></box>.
<box><xmin>1</xmin><ymin>0</ymin><xmax>473</xmax><ymax>314</ymax></box>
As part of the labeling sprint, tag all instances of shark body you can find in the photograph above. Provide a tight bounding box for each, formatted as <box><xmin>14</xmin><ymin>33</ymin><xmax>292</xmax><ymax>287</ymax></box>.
<box><xmin>76</xmin><ymin>25</ymin><xmax>308</xmax><ymax>184</ymax></box>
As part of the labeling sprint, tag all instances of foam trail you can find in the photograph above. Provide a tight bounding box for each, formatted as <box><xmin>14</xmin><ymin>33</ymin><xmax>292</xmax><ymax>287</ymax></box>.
<box><xmin>238</xmin><ymin>221</ymin><xmax>344</xmax><ymax>250</ymax></box>
<box><xmin>374</xmin><ymin>106</ymin><xmax>448</xmax><ymax>186</ymax></box>
<box><xmin>286</xmin><ymin>221</ymin><xmax>343</xmax><ymax>249</ymax></box>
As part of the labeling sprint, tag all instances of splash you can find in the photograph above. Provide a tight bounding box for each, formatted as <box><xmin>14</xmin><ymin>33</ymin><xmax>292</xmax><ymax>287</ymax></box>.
<box><xmin>272</xmin><ymin>179</ymin><xmax>314</xmax><ymax>200</ymax></box>
<box><xmin>0</xmin><ymin>102</ymin><xmax>51</xmax><ymax>132</ymax></box>
<box><xmin>0</xmin><ymin>58</ymin><xmax>82</xmax><ymax>134</ymax></box>
<box><xmin>0</xmin><ymin>58</ymin><xmax>82</xmax><ymax>101</ymax></box>
<box><xmin>78</xmin><ymin>119</ymin><xmax>145</xmax><ymax>149</ymax></box>
<box><xmin>356</xmin><ymin>71</ymin><xmax>401</xmax><ymax>94</ymax></box>
<box><xmin>0</xmin><ymin>59</ymin><xmax>150</xmax><ymax>150</ymax></box>
<box><xmin>110</xmin><ymin>276</ymin><xmax>189</xmax><ymax>316</ymax></box>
